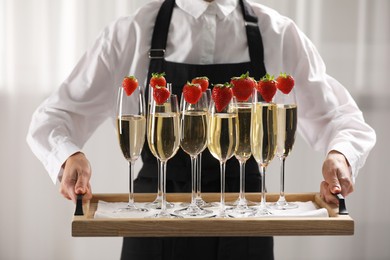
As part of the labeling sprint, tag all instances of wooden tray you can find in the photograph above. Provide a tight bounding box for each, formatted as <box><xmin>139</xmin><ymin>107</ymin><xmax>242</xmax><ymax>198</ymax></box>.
<box><xmin>72</xmin><ymin>193</ymin><xmax>353</xmax><ymax>237</ymax></box>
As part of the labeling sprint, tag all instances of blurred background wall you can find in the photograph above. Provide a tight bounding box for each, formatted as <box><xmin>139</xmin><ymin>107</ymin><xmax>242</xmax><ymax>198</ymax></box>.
<box><xmin>0</xmin><ymin>0</ymin><xmax>388</xmax><ymax>259</ymax></box>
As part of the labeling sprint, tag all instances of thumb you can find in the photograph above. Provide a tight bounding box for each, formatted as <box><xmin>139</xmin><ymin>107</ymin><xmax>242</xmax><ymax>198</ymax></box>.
<box><xmin>326</xmin><ymin>175</ymin><xmax>341</xmax><ymax>194</ymax></box>
<box><xmin>74</xmin><ymin>174</ymin><xmax>88</xmax><ymax>195</ymax></box>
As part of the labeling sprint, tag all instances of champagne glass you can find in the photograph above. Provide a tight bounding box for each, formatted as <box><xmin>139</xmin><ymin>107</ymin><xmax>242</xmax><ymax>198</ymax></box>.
<box><xmin>145</xmin><ymin>84</ymin><xmax>174</xmax><ymax>210</ymax></box>
<box><xmin>228</xmin><ymin>96</ymin><xmax>257</xmax><ymax>217</ymax></box>
<box><xmin>115</xmin><ymin>86</ymin><xmax>148</xmax><ymax>212</ymax></box>
<box><xmin>207</xmin><ymin>90</ymin><xmax>238</xmax><ymax>218</ymax></box>
<box><xmin>250</xmin><ymin>88</ymin><xmax>278</xmax><ymax>216</ymax></box>
<box><xmin>147</xmin><ymin>93</ymin><xmax>181</xmax><ymax>218</ymax></box>
<box><xmin>195</xmin><ymin>88</ymin><xmax>212</xmax><ymax>208</ymax></box>
<box><xmin>271</xmin><ymin>89</ymin><xmax>298</xmax><ymax>209</ymax></box>
<box><xmin>174</xmin><ymin>92</ymin><xmax>213</xmax><ymax>217</ymax></box>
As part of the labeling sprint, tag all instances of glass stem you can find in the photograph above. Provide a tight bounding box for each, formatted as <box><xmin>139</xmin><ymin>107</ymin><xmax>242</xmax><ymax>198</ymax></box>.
<box><xmin>190</xmin><ymin>156</ymin><xmax>197</xmax><ymax>205</ymax></box>
<box><xmin>159</xmin><ymin>160</ymin><xmax>167</xmax><ymax>213</ymax></box>
<box><xmin>196</xmin><ymin>153</ymin><xmax>202</xmax><ymax>199</ymax></box>
<box><xmin>239</xmin><ymin>160</ymin><xmax>246</xmax><ymax>202</ymax></box>
<box><xmin>128</xmin><ymin>161</ymin><xmax>135</xmax><ymax>206</ymax></box>
<box><xmin>260</xmin><ymin>165</ymin><xmax>267</xmax><ymax>209</ymax></box>
<box><xmin>279</xmin><ymin>157</ymin><xmax>286</xmax><ymax>202</ymax></box>
<box><xmin>156</xmin><ymin>158</ymin><xmax>162</xmax><ymax>199</ymax></box>
<box><xmin>220</xmin><ymin>162</ymin><xmax>226</xmax><ymax>213</ymax></box>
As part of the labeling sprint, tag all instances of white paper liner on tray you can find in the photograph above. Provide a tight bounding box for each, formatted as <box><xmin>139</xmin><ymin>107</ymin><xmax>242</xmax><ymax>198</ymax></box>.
<box><xmin>94</xmin><ymin>200</ymin><xmax>329</xmax><ymax>219</ymax></box>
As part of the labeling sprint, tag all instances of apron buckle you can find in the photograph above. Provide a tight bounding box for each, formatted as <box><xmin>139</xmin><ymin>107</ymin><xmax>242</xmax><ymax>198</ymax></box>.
<box><xmin>149</xmin><ymin>49</ymin><xmax>166</xmax><ymax>59</ymax></box>
<box><xmin>245</xmin><ymin>21</ymin><xmax>258</xmax><ymax>27</ymax></box>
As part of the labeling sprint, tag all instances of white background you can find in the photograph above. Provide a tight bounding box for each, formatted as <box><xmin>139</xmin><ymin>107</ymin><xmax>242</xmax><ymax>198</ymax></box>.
<box><xmin>0</xmin><ymin>0</ymin><xmax>389</xmax><ymax>259</ymax></box>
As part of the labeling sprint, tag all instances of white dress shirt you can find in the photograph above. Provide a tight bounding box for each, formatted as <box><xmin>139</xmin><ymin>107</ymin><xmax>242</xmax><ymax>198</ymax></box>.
<box><xmin>27</xmin><ymin>0</ymin><xmax>376</xmax><ymax>184</ymax></box>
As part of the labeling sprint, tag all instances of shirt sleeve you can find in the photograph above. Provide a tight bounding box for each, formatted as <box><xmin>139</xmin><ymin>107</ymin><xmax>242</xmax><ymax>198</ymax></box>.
<box><xmin>278</xmin><ymin>19</ymin><xmax>376</xmax><ymax>180</ymax></box>
<box><xmin>26</xmin><ymin>19</ymin><xmax>129</xmax><ymax>184</ymax></box>
<box><xmin>26</xmin><ymin>2</ymin><xmax>160</xmax><ymax>184</ymax></box>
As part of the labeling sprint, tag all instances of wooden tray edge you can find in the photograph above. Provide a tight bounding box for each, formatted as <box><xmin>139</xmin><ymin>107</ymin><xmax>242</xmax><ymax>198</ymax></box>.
<box><xmin>72</xmin><ymin>192</ymin><xmax>354</xmax><ymax>237</ymax></box>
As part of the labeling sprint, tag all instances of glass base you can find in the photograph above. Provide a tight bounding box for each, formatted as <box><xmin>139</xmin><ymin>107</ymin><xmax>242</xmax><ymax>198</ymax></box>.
<box><xmin>226</xmin><ymin>203</ymin><xmax>256</xmax><ymax>218</ymax></box>
<box><xmin>114</xmin><ymin>204</ymin><xmax>149</xmax><ymax>213</ymax></box>
<box><xmin>180</xmin><ymin>197</ymin><xmax>215</xmax><ymax>208</ymax></box>
<box><xmin>173</xmin><ymin>204</ymin><xmax>215</xmax><ymax>218</ymax></box>
<box><xmin>248</xmin><ymin>204</ymin><xmax>273</xmax><ymax>216</ymax></box>
<box><xmin>226</xmin><ymin>198</ymin><xmax>258</xmax><ymax>207</ymax></box>
<box><xmin>270</xmin><ymin>200</ymin><xmax>299</xmax><ymax>210</ymax></box>
<box><xmin>195</xmin><ymin>197</ymin><xmax>215</xmax><ymax>207</ymax></box>
<box><xmin>212</xmin><ymin>210</ymin><xmax>233</xmax><ymax>218</ymax></box>
<box><xmin>209</xmin><ymin>203</ymin><xmax>235</xmax><ymax>218</ymax></box>
<box><xmin>145</xmin><ymin>197</ymin><xmax>174</xmax><ymax>210</ymax></box>
<box><xmin>147</xmin><ymin>211</ymin><xmax>182</xmax><ymax>219</ymax></box>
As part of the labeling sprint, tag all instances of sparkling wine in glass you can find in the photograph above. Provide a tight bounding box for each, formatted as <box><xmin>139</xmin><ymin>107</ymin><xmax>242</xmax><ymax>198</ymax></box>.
<box><xmin>116</xmin><ymin>86</ymin><xmax>148</xmax><ymax>212</ymax></box>
<box><xmin>207</xmin><ymin>86</ymin><xmax>238</xmax><ymax>218</ymax></box>
<box><xmin>147</xmin><ymin>93</ymin><xmax>181</xmax><ymax>218</ymax></box>
<box><xmin>174</xmin><ymin>92</ymin><xmax>213</xmax><ymax>217</ymax></box>
<box><xmin>271</xmin><ymin>88</ymin><xmax>298</xmax><ymax>209</ymax></box>
<box><xmin>228</xmin><ymin>98</ymin><xmax>257</xmax><ymax>217</ymax></box>
<box><xmin>250</xmin><ymin>87</ymin><xmax>278</xmax><ymax>216</ymax></box>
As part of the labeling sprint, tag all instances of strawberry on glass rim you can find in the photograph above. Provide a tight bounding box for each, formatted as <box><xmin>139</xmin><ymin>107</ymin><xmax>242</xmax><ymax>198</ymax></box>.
<box><xmin>276</xmin><ymin>73</ymin><xmax>295</xmax><ymax>94</ymax></box>
<box><xmin>153</xmin><ymin>85</ymin><xmax>170</xmax><ymax>105</ymax></box>
<box><xmin>150</xmin><ymin>72</ymin><xmax>167</xmax><ymax>89</ymax></box>
<box><xmin>256</xmin><ymin>73</ymin><xmax>277</xmax><ymax>102</ymax></box>
<box><xmin>211</xmin><ymin>83</ymin><xmax>233</xmax><ymax>112</ymax></box>
<box><xmin>230</xmin><ymin>71</ymin><xmax>256</xmax><ymax>102</ymax></box>
<box><xmin>122</xmin><ymin>76</ymin><xmax>139</xmax><ymax>96</ymax></box>
<box><xmin>191</xmin><ymin>76</ymin><xmax>209</xmax><ymax>92</ymax></box>
<box><xmin>183</xmin><ymin>82</ymin><xmax>202</xmax><ymax>104</ymax></box>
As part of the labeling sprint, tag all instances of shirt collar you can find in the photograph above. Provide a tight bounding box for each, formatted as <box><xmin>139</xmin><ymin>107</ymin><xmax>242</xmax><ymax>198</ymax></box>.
<box><xmin>176</xmin><ymin>0</ymin><xmax>239</xmax><ymax>20</ymax></box>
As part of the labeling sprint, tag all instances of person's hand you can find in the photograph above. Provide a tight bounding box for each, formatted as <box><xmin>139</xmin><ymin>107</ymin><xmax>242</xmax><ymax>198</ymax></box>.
<box><xmin>320</xmin><ymin>150</ymin><xmax>354</xmax><ymax>205</ymax></box>
<box><xmin>59</xmin><ymin>152</ymin><xmax>93</xmax><ymax>203</ymax></box>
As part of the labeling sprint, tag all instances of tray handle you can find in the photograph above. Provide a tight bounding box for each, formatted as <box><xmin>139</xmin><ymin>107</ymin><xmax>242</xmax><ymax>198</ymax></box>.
<box><xmin>74</xmin><ymin>194</ymin><xmax>84</xmax><ymax>216</ymax></box>
<box><xmin>335</xmin><ymin>193</ymin><xmax>348</xmax><ymax>215</ymax></box>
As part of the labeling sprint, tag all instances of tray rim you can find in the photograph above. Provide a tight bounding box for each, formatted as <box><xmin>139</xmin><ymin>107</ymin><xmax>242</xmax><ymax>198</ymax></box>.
<box><xmin>72</xmin><ymin>192</ymin><xmax>354</xmax><ymax>237</ymax></box>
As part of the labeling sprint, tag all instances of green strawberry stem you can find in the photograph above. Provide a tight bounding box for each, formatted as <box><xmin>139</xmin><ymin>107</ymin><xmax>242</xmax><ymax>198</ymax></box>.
<box><xmin>260</xmin><ymin>73</ymin><xmax>275</xmax><ymax>82</ymax></box>
<box><xmin>152</xmin><ymin>72</ymin><xmax>166</xmax><ymax>78</ymax></box>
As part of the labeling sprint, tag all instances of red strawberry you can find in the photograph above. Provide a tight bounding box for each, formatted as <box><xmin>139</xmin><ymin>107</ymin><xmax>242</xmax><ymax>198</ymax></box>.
<box><xmin>276</xmin><ymin>73</ymin><xmax>295</xmax><ymax>94</ymax></box>
<box><xmin>122</xmin><ymin>76</ymin><xmax>138</xmax><ymax>96</ymax></box>
<box><xmin>257</xmin><ymin>74</ymin><xmax>277</xmax><ymax>102</ymax></box>
<box><xmin>191</xmin><ymin>76</ymin><xmax>209</xmax><ymax>92</ymax></box>
<box><xmin>150</xmin><ymin>72</ymin><xmax>167</xmax><ymax>89</ymax></box>
<box><xmin>230</xmin><ymin>72</ymin><xmax>256</xmax><ymax>101</ymax></box>
<box><xmin>183</xmin><ymin>82</ymin><xmax>202</xmax><ymax>104</ymax></box>
<box><xmin>153</xmin><ymin>86</ymin><xmax>170</xmax><ymax>105</ymax></box>
<box><xmin>212</xmin><ymin>83</ymin><xmax>233</xmax><ymax>112</ymax></box>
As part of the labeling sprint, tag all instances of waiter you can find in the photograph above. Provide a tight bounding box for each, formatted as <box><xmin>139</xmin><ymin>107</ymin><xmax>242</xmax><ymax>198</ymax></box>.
<box><xmin>27</xmin><ymin>0</ymin><xmax>376</xmax><ymax>259</ymax></box>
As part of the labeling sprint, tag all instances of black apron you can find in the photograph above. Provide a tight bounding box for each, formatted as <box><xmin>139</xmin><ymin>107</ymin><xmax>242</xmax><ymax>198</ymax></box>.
<box><xmin>122</xmin><ymin>0</ymin><xmax>274</xmax><ymax>259</ymax></box>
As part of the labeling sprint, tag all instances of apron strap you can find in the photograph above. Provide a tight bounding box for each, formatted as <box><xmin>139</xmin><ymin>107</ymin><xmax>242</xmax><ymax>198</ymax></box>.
<box><xmin>239</xmin><ymin>0</ymin><xmax>265</xmax><ymax>74</ymax></box>
<box><xmin>147</xmin><ymin>0</ymin><xmax>175</xmax><ymax>88</ymax></box>
<box><xmin>148</xmin><ymin>0</ymin><xmax>175</xmax><ymax>60</ymax></box>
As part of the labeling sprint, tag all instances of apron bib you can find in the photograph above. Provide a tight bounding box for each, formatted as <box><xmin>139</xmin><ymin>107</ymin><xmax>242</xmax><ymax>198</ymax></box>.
<box><xmin>122</xmin><ymin>1</ymin><xmax>274</xmax><ymax>259</ymax></box>
<box><xmin>139</xmin><ymin>0</ymin><xmax>267</xmax><ymax>191</ymax></box>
